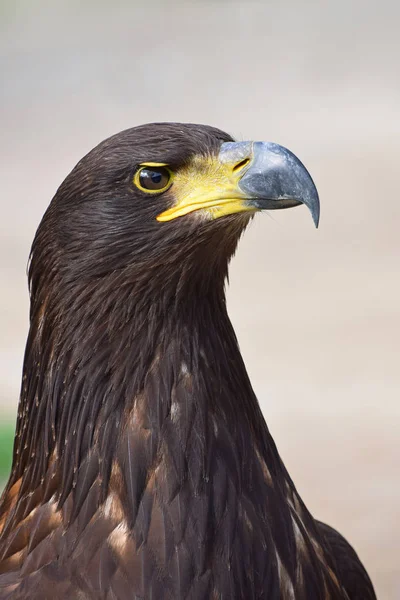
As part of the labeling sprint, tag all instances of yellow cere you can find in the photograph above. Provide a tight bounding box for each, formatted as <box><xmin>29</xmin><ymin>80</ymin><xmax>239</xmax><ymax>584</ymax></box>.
<box><xmin>156</xmin><ymin>154</ymin><xmax>256</xmax><ymax>222</ymax></box>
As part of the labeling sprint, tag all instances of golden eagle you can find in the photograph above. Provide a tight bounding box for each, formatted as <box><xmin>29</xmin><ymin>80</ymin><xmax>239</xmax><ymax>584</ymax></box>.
<box><xmin>0</xmin><ymin>123</ymin><xmax>375</xmax><ymax>599</ymax></box>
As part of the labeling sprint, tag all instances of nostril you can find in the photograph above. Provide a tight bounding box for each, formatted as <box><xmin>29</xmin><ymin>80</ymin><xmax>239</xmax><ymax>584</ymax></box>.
<box><xmin>232</xmin><ymin>158</ymin><xmax>250</xmax><ymax>173</ymax></box>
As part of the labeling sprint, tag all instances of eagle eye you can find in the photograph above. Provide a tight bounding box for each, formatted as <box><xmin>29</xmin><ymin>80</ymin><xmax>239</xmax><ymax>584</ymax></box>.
<box><xmin>134</xmin><ymin>165</ymin><xmax>172</xmax><ymax>193</ymax></box>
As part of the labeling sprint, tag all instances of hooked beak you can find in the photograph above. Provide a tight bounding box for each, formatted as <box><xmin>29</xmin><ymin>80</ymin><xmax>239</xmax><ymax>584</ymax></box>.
<box><xmin>220</xmin><ymin>141</ymin><xmax>320</xmax><ymax>227</ymax></box>
<box><xmin>156</xmin><ymin>140</ymin><xmax>320</xmax><ymax>227</ymax></box>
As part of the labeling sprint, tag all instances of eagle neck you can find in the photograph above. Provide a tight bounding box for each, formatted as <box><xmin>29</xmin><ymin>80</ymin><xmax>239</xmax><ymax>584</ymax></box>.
<box><xmin>8</xmin><ymin>267</ymin><xmax>288</xmax><ymax>504</ymax></box>
<box><xmin>1</xmin><ymin>266</ymin><xmax>344</xmax><ymax>600</ymax></box>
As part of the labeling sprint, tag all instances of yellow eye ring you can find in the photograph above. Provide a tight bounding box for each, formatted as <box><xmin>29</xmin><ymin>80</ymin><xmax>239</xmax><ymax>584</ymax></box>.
<box><xmin>133</xmin><ymin>164</ymin><xmax>173</xmax><ymax>194</ymax></box>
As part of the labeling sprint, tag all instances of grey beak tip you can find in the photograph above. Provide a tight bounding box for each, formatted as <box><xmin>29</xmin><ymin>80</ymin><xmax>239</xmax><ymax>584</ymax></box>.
<box><xmin>220</xmin><ymin>140</ymin><xmax>321</xmax><ymax>229</ymax></box>
<box><xmin>307</xmin><ymin>191</ymin><xmax>320</xmax><ymax>228</ymax></box>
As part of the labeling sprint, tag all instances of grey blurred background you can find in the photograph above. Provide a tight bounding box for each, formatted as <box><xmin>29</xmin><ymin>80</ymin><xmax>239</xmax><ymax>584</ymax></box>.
<box><xmin>1</xmin><ymin>0</ymin><xmax>399</xmax><ymax>597</ymax></box>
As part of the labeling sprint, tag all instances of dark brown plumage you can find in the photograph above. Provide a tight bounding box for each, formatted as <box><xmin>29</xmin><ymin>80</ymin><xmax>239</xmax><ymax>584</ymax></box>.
<box><xmin>0</xmin><ymin>123</ymin><xmax>375</xmax><ymax>599</ymax></box>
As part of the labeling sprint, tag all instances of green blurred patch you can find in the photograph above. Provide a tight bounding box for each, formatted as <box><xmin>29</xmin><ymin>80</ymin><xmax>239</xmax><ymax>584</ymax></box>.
<box><xmin>0</xmin><ymin>421</ymin><xmax>15</xmax><ymax>484</ymax></box>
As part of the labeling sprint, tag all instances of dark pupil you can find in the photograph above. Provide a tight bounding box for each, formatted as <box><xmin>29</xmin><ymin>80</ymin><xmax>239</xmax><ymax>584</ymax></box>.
<box><xmin>139</xmin><ymin>167</ymin><xmax>169</xmax><ymax>190</ymax></box>
<box><xmin>151</xmin><ymin>172</ymin><xmax>162</xmax><ymax>184</ymax></box>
